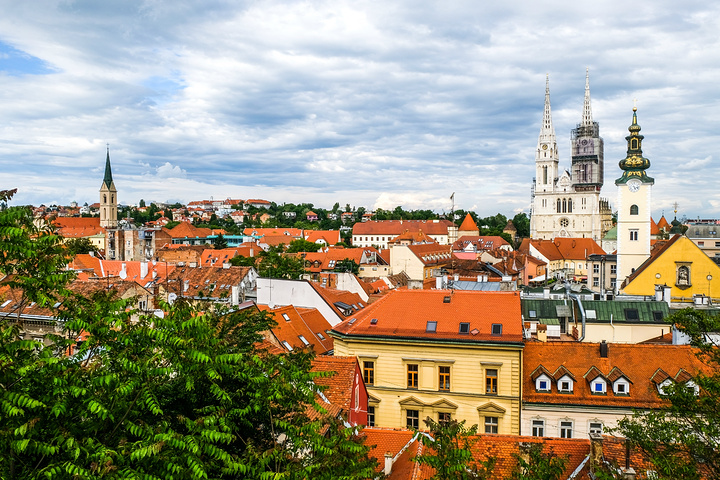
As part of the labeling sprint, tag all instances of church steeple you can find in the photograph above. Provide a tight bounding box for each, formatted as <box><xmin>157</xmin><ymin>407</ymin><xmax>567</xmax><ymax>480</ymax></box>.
<box><xmin>99</xmin><ymin>145</ymin><xmax>118</xmax><ymax>229</ymax></box>
<box><xmin>102</xmin><ymin>145</ymin><xmax>114</xmax><ymax>189</ymax></box>
<box><xmin>616</xmin><ymin>107</ymin><xmax>653</xmax><ymax>184</ymax></box>
<box><xmin>581</xmin><ymin>68</ymin><xmax>593</xmax><ymax>127</ymax></box>
<box><xmin>538</xmin><ymin>74</ymin><xmax>557</xmax><ymax>146</ymax></box>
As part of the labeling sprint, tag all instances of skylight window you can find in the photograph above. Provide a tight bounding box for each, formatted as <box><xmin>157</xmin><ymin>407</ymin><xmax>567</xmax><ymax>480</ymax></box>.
<box><xmin>529</xmin><ymin>310</ymin><xmax>537</xmax><ymax>318</ymax></box>
<box><xmin>426</xmin><ymin>321</ymin><xmax>437</xmax><ymax>333</ymax></box>
<box><xmin>349</xmin><ymin>318</ymin><xmax>357</xmax><ymax>325</ymax></box>
<box><xmin>1</xmin><ymin>300</ymin><xmax>11</xmax><ymax>308</ymax></box>
<box><xmin>282</xmin><ymin>341</ymin><xmax>293</xmax><ymax>351</ymax></box>
<box><xmin>370</xmin><ymin>318</ymin><xmax>378</xmax><ymax>325</ymax></box>
<box><xmin>491</xmin><ymin>324</ymin><xmax>503</xmax><ymax>336</ymax></box>
<box><xmin>298</xmin><ymin>335</ymin><xmax>310</xmax><ymax>346</ymax></box>
<box><xmin>316</xmin><ymin>332</ymin><xmax>326</xmax><ymax>340</ymax></box>
<box><xmin>459</xmin><ymin>322</ymin><xmax>470</xmax><ymax>334</ymax></box>
<box><xmin>282</xmin><ymin>313</ymin><xmax>291</xmax><ymax>322</ymax></box>
<box><xmin>625</xmin><ymin>309</ymin><xmax>639</xmax><ymax>321</ymax></box>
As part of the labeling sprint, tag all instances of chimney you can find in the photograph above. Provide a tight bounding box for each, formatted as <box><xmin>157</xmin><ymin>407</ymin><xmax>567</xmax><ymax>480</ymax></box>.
<box><xmin>543</xmin><ymin>287</ymin><xmax>550</xmax><ymax>299</ymax></box>
<box><xmin>589</xmin><ymin>432</ymin><xmax>603</xmax><ymax>473</ymax></box>
<box><xmin>663</xmin><ymin>285</ymin><xmax>672</xmax><ymax>305</ymax></box>
<box><xmin>184</xmin><ymin>280</ymin><xmax>189</xmax><ymax>293</ymax></box>
<box><xmin>537</xmin><ymin>324</ymin><xmax>547</xmax><ymax>342</ymax></box>
<box><xmin>384</xmin><ymin>452</ymin><xmax>393</xmax><ymax>476</ymax></box>
<box><xmin>600</xmin><ymin>340</ymin><xmax>609</xmax><ymax>358</ymax></box>
<box><xmin>223</xmin><ymin>263</ymin><xmax>231</xmax><ymax>269</ymax></box>
<box><xmin>140</xmin><ymin>261</ymin><xmax>148</xmax><ymax>278</ymax></box>
<box><xmin>231</xmin><ymin>285</ymin><xmax>240</xmax><ymax>306</ymax></box>
<box><xmin>119</xmin><ymin>263</ymin><xmax>127</xmax><ymax>280</ymax></box>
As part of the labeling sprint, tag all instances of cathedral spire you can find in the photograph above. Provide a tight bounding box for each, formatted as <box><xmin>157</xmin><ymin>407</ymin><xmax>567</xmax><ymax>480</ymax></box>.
<box><xmin>581</xmin><ymin>68</ymin><xmax>593</xmax><ymax>127</ymax></box>
<box><xmin>102</xmin><ymin>144</ymin><xmax>114</xmax><ymax>189</ymax></box>
<box><xmin>539</xmin><ymin>74</ymin><xmax>556</xmax><ymax>141</ymax></box>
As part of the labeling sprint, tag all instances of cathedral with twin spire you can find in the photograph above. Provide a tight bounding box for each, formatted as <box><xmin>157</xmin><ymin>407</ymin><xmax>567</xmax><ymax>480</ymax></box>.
<box><xmin>529</xmin><ymin>70</ymin><xmax>613</xmax><ymax>241</ymax></box>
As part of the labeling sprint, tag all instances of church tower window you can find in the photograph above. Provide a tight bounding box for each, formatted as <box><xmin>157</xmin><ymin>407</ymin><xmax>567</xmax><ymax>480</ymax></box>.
<box><xmin>568</xmin><ymin>199</ymin><xmax>572</xmax><ymax>213</ymax></box>
<box><xmin>630</xmin><ymin>205</ymin><xmax>639</xmax><ymax>215</ymax></box>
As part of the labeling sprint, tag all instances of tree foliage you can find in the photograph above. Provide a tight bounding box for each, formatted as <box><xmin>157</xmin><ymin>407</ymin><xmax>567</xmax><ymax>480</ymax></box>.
<box><xmin>0</xmin><ymin>189</ymin><xmax>377</xmax><ymax>479</ymax></box>
<box><xmin>414</xmin><ymin>417</ymin><xmax>496</xmax><ymax>480</ymax></box>
<box><xmin>254</xmin><ymin>245</ymin><xmax>306</xmax><ymax>279</ymax></box>
<box><xmin>64</xmin><ymin>237</ymin><xmax>99</xmax><ymax>256</ymax></box>
<box><xmin>507</xmin><ymin>443</ymin><xmax>568</xmax><ymax>480</ymax></box>
<box><xmin>614</xmin><ymin>308</ymin><xmax>720</xmax><ymax>480</ymax></box>
<box><xmin>286</xmin><ymin>239</ymin><xmax>322</xmax><ymax>253</ymax></box>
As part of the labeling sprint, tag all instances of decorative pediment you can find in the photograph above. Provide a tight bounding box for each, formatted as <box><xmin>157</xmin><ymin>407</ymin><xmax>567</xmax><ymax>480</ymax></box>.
<box><xmin>530</xmin><ymin>365</ymin><xmax>552</xmax><ymax>381</ymax></box>
<box><xmin>583</xmin><ymin>366</ymin><xmax>605</xmax><ymax>382</ymax></box>
<box><xmin>476</xmin><ymin>402</ymin><xmax>506</xmax><ymax>414</ymax></box>
<box><xmin>553</xmin><ymin>365</ymin><xmax>575</xmax><ymax>381</ymax></box>
<box><xmin>429</xmin><ymin>399</ymin><xmax>458</xmax><ymax>410</ymax></box>
<box><xmin>399</xmin><ymin>396</ymin><xmax>426</xmax><ymax>408</ymax></box>
<box><xmin>368</xmin><ymin>393</ymin><xmax>382</xmax><ymax>405</ymax></box>
<box><xmin>675</xmin><ymin>369</ymin><xmax>693</xmax><ymax>383</ymax></box>
<box><xmin>650</xmin><ymin>368</ymin><xmax>671</xmax><ymax>384</ymax></box>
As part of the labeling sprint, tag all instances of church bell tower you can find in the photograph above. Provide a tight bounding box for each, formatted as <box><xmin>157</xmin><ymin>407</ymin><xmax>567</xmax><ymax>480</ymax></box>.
<box><xmin>616</xmin><ymin>107</ymin><xmax>653</xmax><ymax>286</ymax></box>
<box><xmin>99</xmin><ymin>146</ymin><xmax>118</xmax><ymax>229</ymax></box>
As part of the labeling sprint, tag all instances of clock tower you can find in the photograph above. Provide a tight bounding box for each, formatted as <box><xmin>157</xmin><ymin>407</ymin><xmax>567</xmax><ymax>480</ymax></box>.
<box><xmin>615</xmin><ymin>107</ymin><xmax>654</xmax><ymax>287</ymax></box>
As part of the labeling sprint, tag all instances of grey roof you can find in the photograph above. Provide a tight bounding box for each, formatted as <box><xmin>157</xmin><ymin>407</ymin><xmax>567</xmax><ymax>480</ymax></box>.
<box><xmin>521</xmin><ymin>298</ymin><xmax>670</xmax><ymax>324</ymax></box>
<box><xmin>452</xmin><ymin>281</ymin><xmax>503</xmax><ymax>291</ymax></box>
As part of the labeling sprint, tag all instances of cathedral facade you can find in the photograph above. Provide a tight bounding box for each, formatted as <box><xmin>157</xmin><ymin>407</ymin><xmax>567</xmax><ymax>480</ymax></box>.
<box><xmin>529</xmin><ymin>71</ymin><xmax>613</xmax><ymax>241</ymax></box>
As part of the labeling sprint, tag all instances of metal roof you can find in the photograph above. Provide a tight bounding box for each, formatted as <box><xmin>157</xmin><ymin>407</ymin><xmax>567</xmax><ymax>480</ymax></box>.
<box><xmin>521</xmin><ymin>298</ymin><xmax>670</xmax><ymax>324</ymax></box>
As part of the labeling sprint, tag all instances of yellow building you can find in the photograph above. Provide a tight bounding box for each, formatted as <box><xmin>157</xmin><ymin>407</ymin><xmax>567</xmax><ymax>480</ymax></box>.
<box><xmin>331</xmin><ymin>289</ymin><xmax>524</xmax><ymax>434</ymax></box>
<box><xmin>622</xmin><ymin>234</ymin><xmax>720</xmax><ymax>302</ymax></box>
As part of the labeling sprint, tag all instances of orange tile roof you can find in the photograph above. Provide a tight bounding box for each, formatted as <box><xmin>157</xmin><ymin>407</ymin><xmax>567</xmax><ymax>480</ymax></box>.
<box><xmin>407</xmin><ymin>243</ymin><xmax>453</xmax><ymax>266</ymax></box>
<box><xmin>389</xmin><ymin>230</ymin><xmax>436</xmax><ymax>245</ymax></box>
<box><xmin>200</xmin><ymin>247</ymin><xmax>257</xmax><ymax>267</ymax></box>
<box><xmin>53</xmin><ymin>217</ymin><xmax>104</xmax><ymax>238</ymax></box>
<box><xmin>243</xmin><ymin>227</ymin><xmax>304</xmax><ymax>237</ymax></box>
<box><xmin>162</xmin><ymin>222</ymin><xmax>215</xmax><ymax>239</ymax></box>
<box><xmin>650</xmin><ymin>217</ymin><xmax>660</xmax><ymax>235</ymax></box>
<box><xmin>551</xmin><ymin>238</ymin><xmax>605</xmax><ymax>259</ymax></box>
<box><xmin>364</xmin><ymin>429</ymin><xmax>592</xmax><ymax>480</ymax></box>
<box><xmin>257</xmin><ymin>304</ymin><xmax>333</xmax><ymax>354</ymax></box>
<box><xmin>309</xmin><ymin>283</ymin><xmax>367</xmax><ymax>318</ymax></box>
<box><xmin>333</xmin><ymin>289</ymin><xmax>523</xmax><ymax>344</ymax></box>
<box><xmin>453</xmin><ymin>235</ymin><xmax>510</xmax><ymax>251</ymax></box>
<box><xmin>657</xmin><ymin>215</ymin><xmax>670</xmax><ymax>230</ymax></box>
<box><xmin>165</xmin><ymin>265</ymin><xmax>253</xmax><ymax>298</ymax></box>
<box><xmin>68</xmin><ymin>256</ymin><xmax>175</xmax><ymax>286</ymax></box>
<box><xmin>523</xmin><ymin>341</ymin><xmax>709</xmax><ymax>408</ymax></box>
<box><xmin>353</xmin><ymin>220</ymin><xmax>453</xmax><ymax>236</ymax></box>
<box><xmin>305</xmin><ymin>230</ymin><xmax>341</xmax><ymax>245</ymax></box>
<box><xmin>310</xmin><ymin>356</ymin><xmax>358</xmax><ymax>411</ymax></box>
<box><xmin>458</xmin><ymin>213</ymin><xmax>479</xmax><ymax>232</ymax></box>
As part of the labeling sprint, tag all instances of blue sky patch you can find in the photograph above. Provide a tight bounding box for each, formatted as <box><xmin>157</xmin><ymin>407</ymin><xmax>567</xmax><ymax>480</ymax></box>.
<box><xmin>0</xmin><ymin>41</ymin><xmax>55</xmax><ymax>76</ymax></box>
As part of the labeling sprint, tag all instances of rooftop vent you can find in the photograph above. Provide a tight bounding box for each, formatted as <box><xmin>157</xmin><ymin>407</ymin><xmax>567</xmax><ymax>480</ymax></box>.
<box><xmin>459</xmin><ymin>322</ymin><xmax>470</xmax><ymax>334</ymax></box>
<box><xmin>426</xmin><ymin>321</ymin><xmax>437</xmax><ymax>333</ymax></box>
<box><xmin>443</xmin><ymin>296</ymin><xmax>451</xmax><ymax>303</ymax></box>
<box><xmin>370</xmin><ymin>318</ymin><xmax>378</xmax><ymax>325</ymax></box>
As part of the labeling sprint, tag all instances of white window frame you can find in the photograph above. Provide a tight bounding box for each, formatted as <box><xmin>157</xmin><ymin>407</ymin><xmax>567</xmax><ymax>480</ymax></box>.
<box><xmin>589</xmin><ymin>421</ymin><xmax>603</xmax><ymax>435</ymax></box>
<box><xmin>613</xmin><ymin>378</ymin><xmax>630</xmax><ymax>395</ymax></box>
<box><xmin>591</xmin><ymin>377</ymin><xmax>606</xmax><ymax>394</ymax></box>
<box><xmin>531</xmin><ymin>419</ymin><xmax>545</xmax><ymax>437</ymax></box>
<box><xmin>535</xmin><ymin>374</ymin><xmax>551</xmax><ymax>392</ymax></box>
<box><xmin>557</xmin><ymin>375</ymin><xmax>574</xmax><ymax>393</ymax></box>
<box><xmin>560</xmin><ymin>420</ymin><xmax>573</xmax><ymax>438</ymax></box>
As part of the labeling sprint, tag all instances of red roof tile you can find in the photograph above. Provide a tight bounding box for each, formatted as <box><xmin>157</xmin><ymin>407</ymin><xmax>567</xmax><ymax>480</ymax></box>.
<box><xmin>458</xmin><ymin>213</ymin><xmax>479</xmax><ymax>233</ymax></box>
<box><xmin>333</xmin><ymin>289</ymin><xmax>523</xmax><ymax>343</ymax></box>
<box><xmin>310</xmin><ymin>356</ymin><xmax>359</xmax><ymax>411</ymax></box>
<box><xmin>257</xmin><ymin>304</ymin><xmax>333</xmax><ymax>354</ymax></box>
<box><xmin>353</xmin><ymin>220</ymin><xmax>454</xmax><ymax>236</ymax></box>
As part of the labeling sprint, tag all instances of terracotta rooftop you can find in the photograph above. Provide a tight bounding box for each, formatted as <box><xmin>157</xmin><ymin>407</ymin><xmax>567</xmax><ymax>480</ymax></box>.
<box><xmin>332</xmin><ymin>289</ymin><xmax>523</xmax><ymax>344</ymax></box>
<box><xmin>53</xmin><ymin>217</ymin><xmax>104</xmax><ymax>238</ymax></box>
<box><xmin>458</xmin><ymin>213</ymin><xmax>479</xmax><ymax>232</ymax></box>
<box><xmin>257</xmin><ymin>304</ymin><xmax>333</xmax><ymax>354</ymax></box>
<box><xmin>305</xmin><ymin>230</ymin><xmax>340</xmax><ymax>245</ymax></box>
<box><xmin>453</xmin><ymin>235</ymin><xmax>510</xmax><ymax>251</ymax></box>
<box><xmin>310</xmin><ymin>356</ymin><xmax>359</xmax><ymax>412</ymax></box>
<box><xmin>523</xmin><ymin>341</ymin><xmax>709</xmax><ymax>409</ymax></box>
<box><xmin>243</xmin><ymin>227</ymin><xmax>303</xmax><ymax>237</ymax></box>
<box><xmin>165</xmin><ymin>265</ymin><xmax>254</xmax><ymax>299</ymax></box>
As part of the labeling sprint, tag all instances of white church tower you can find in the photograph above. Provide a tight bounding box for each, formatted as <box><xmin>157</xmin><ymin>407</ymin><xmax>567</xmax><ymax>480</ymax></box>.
<box><xmin>530</xmin><ymin>70</ymin><xmax>612</xmax><ymax>241</ymax></box>
<box><xmin>616</xmin><ymin>107</ymin><xmax>653</xmax><ymax>285</ymax></box>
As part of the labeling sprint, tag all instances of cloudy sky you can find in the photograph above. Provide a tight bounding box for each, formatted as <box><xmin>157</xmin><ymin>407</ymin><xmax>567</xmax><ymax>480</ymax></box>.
<box><xmin>1</xmin><ymin>0</ymin><xmax>719</xmax><ymax>219</ymax></box>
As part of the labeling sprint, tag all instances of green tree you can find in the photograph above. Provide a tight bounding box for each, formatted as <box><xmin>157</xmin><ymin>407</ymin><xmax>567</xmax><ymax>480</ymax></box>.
<box><xmin>511</xmin><ymin>213</ymin><xmax>530</xmax><ymax>239</ymax></box>
<box><xmin>286</xmin><ymin>239</ymin><xmax>322</xmax><ymax>253</ymax></box>
<box><xmin>614</xmin><ymin>308</ymin><xmax>720</xmax><ymax>479</ymax></box>
<box><xmin>414</xmin><ymin>417</ymin><xmax>496</xmax><ymax>480</ymax></box>
<box><xmin>507</xmin><ymin>442</ymin><xmax>568</xmax><ymax>480</ymax></box>
<box><xmin>256</xmin><ymin>245</ymin><xmax>305</xmax><ymax>279</ymax></box>
<box><xmin>334</xmin><ymin>259</ymin><xmax>360</xmax><ymax>274</ymax></box>
<box><xmin>213</xmin><ymin>233</ymin><xmax>228</xmax><ymax>249</ymax></box>
<box><xmin>139</xmin><ymin>198</ymin><xmax>146</xmax><ymax>207</ymax></box>
<box><xmin>64</xmin><ymin>237</ymin><xmax>99</xmax><ymax>256</ymax></box>
<box><xmin>229</xmin><ymin>255</ymin><xmax>256</xmax><ymax>267</ymax></box>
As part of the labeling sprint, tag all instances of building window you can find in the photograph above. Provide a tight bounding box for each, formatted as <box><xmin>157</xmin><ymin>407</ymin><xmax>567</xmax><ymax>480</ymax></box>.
<box><xmin>363</xmin><ymin>361</ymin><xmax>375</xmax><ymax>386</ymax></box>
<box><xmin>589</xmin><ymin>422</ymin><xmax>603</xmax><ymax>435</ymax></box>
<box><xmin>630</xmin><ymin>230</ymin><xmax>638</xmax><ymax>241</ymax></box>
<box><xmin>491</xmin><ymin>324</ymin><xmax>502</xmax><ymax>336</ymax></box>
<box><xmin>426</xmin><ymin>321</ymin><xmax>437</xmax><ymax>333</ymax></box>
<box><xmin>560</xmin><ymin>420</ymin><xmax>573</xmax><ymax>438</ymax></box>
<box><xmin>459</xmin><ymin>322</ymin><xmax>470</xmax><ymax>334</ymax></box>
<box><xmin>439</xmin><ymin>366</ymin><xmax>451</xmax><ymax>391</ymax></box>
<box><xmin>484</xmin><ymin>416</ymin><xmax>498</xmax><ymax>434</ymax></box>
<box><xmin>592</xmin><ymin>379</ymin><xmax>606</xmax><ymax>394</ymax></box>
<box><xmin>593</xmin><ymin>264</ymin><xmax>599</xmax><ymax>274</ymax></box>
<box><xmin>438</xmin><ymin>412</ymin><xmax>451</xmax><ymax>425</ymax></box>
<box><xmin>630</xmin><ymin>204</ymin><xmax>639</xmax><ymax>215</ymax></box>
<box><xmin>486</xmin><ymin>369</ymin><xmax>498</xmax><ymax>394</ymax></box>
<box><xmin>614</xmin><ymin>381</ymin><xmax>629</xmax><ymax>395</ymax></box>
<box><xmin>537</xmin><ymin>379</ymin><xmax>549</xmax><ymax>391</ymax></box>
<box><xmin>593</xmin><ymin>277</ymin><xmax>599</xmax><ymax>287</ymax></box>
<box><xmin>559</xmin><ymin>379</ymin><xmax>573</xmax><ymax>392</ymax></box>
<box><xmin>367</xmin><ymin>406</ymin><xmax>375</xmax><ymax>427</ymax></box>
<box><xmin>406</xmin><ymin>409</ymin><xmax>419</xmax><ymax>429</ymax></box>
<box><xmin>532</xmin><ymin>419</ymin><xmax>545</xmax><ymax>437</ymax></box>
<box><xmin>610</xmin><ymin>265</ymin><xmax>617</xmax><ymax>274</ymax></box>
<box><xmin>407</xmin><ymin>364</ymin><xmax>419</xmax><ymax>389</ymax></box>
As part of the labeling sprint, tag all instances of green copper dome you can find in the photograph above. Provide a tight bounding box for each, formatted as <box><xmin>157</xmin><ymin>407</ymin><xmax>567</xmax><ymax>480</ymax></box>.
<box><xmin>616</xmin><ymin>107</ymin><xmax>654</xmax><ymax>185</ymax></box>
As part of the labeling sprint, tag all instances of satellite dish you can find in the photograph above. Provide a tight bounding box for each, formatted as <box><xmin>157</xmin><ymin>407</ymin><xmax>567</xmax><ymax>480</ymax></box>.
<box><xmin>168</xmin><ymin>293</ymin><xmax>178</xmax><ymax>305</ymax></box>
<box><xmin>153</xmin><ymin>309</ymin><xmax>165</xmax><ymax>318</ymax></box>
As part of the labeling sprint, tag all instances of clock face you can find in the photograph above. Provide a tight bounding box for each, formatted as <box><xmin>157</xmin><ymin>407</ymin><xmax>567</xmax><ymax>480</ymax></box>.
<box><xmin>542</xmin><ymin>144</ymin><xmax>548</xmax><ymax>150</ymax></box>
<box><xmin>628</xmin><ymin>180</ymin><xmax>641</xmax><ymax>193</ymax></box>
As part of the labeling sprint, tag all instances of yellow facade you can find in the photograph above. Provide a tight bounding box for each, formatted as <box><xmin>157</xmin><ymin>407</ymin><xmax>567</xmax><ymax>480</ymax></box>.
<box><xmin>622</xmin><ymin>235</ymin><xmax>720</xmax><ymax>301</ymax></box>
<box><xmin>333</xmin><ymin>336</ymin><xmax>523</xmax><ymax>434</ymax></box>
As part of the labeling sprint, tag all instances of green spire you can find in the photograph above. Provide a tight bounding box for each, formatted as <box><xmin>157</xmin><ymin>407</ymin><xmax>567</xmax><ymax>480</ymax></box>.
<box><xmin>103</xmin><ymin>145</ymin><xmax>113</xmax><ymax>188</ymax></box>
<box><xmin>616</xmin><ymin>107</ymin><xmax>654</xmax><ymax>184</ymax></box>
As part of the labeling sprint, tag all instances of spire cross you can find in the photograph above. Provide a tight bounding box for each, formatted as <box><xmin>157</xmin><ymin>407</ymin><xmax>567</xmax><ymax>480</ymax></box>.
<box><xmin>633</xmin><ymin>98</ymin><xmax>638</xmax><ymax>109</ymax></box>
<box><xmin>673</xmin><ymin>202</ymin><xmax>679</xmax><ymax>215</ymax></box>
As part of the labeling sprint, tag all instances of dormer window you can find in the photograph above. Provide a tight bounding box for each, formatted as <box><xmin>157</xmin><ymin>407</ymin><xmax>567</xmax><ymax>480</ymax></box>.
<box><xmin>535</xmin><ymin>374</ymin><xmax>552</xmax><ymax>392</ymax></box>
<box><xmin>557</xmin><ymin>375</ymin><xmax>574</xmax><ymax>393</ymax></box>
<box><xmin>591</xmin><ymin>378</ymin><xmax>607</xmax><ymax>394</ymax></box>
<box><xmin>657</xmin><ymin>379</ymin><xmax>673</xmax><ymax>395</ymax></box>
<box><xmin>613</xmin><ymin>378</ymin><xmax>630</xmax><ymax>395</ymax></box>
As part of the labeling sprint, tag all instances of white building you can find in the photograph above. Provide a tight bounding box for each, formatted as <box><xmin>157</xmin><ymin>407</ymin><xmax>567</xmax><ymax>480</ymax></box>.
<box><xmin>530</xmin><ymin>71</ymin><xmax>612</xmax><ymax>242</ymax></box>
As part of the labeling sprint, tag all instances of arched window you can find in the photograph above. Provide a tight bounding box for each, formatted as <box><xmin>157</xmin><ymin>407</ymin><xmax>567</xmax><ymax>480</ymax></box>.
<box><xmin>103</xmin><ymin>195</ymin><xmax>107</xmax><ymax>203</ymax></box>
<box><xmin>557</xmin><ymin>199</ymin><xmax>561</xmax><ymax>213</ymax></box>
<box><xmin>111</xmin><ymin>195</ymin><xmax>114</xmax><ymax>203</ymax></box>
<box><xmin>543</xmin><ymin>166</ymin><xmax>548</xmax><ymax>184</ymax></box>
<box><xmin>631</xmin><ymin>138</ymin><xmax>639</xmax><ymax>150</ymax></box>
<box><xmin>562</xmin><ymin>199</ymin><xmax>567</xmax><ymax>213</ymax></box>
<box><xmin>568</xmin><ymin>199</ymin><xmax>572</xmax><ymax>213</ymax></box>
<box><xmin>630</xmin><ymin>204</ymin><xmax>639</xmax><ymax>215</ymax></box>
